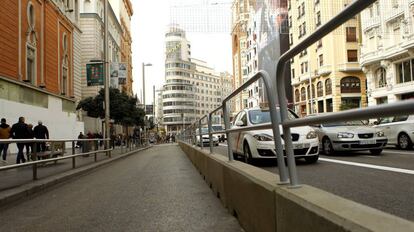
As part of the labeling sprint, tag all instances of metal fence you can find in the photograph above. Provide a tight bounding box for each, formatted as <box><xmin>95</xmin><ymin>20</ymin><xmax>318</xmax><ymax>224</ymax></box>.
<box><xmin>0</xmin><ymin>138</ymin><xmax>142</xmax><ymax>180</ymax></box>
<box><xmin>178</xmin><ymin>0</ymin><xmax>414</xmax><ymax>187</ymax></box>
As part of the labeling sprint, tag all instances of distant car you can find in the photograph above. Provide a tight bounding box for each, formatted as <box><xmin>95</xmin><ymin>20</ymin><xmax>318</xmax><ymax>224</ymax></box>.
<box><xmin>196</xmin><ymin>128</ymin><xmax>219</xmax><ymax>146</ymax></box>
<box><xmin>228</xmin><ymin>107</ymin><xmax>319</xmax><ymax>164</ymax></box>
<box><xmin>374</xmin><ymin>115</ymin><xmax>414</xmax><ymax>150</ymax></box>
<box><xmin>311</xmin><ymin>120</ymin><xmax>388</xmax><ymax>155</ymax></box>
<box><xmin>212</xmin><ymin>124</ymin><xmax>226</xmax><ymax>142</ymax></box>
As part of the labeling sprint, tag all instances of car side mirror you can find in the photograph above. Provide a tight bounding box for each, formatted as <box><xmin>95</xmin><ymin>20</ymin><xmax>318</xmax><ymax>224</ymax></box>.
<box><xmin>235</xmin><ymin>120</ymin><xmax>245</xmax><ymax>127</ymax></box>
<box><xmin>310</xmin><ymin>124</ymin><xmax>321</xmax><ymax>128</ymax></box>
<box><xmin>373</xmin><ymin>121</ymin><xmax>379</xmax><ymax>125</ymax></box>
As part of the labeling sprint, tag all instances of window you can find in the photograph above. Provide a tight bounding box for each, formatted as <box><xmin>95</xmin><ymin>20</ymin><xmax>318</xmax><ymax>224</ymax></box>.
<box><xmin>316</xmin><ymin>12</ymin><xmax>321</xmax><ymax>27</ymax></box>
<box><xmin>340</xmin><ymin>77</ymin><xmax>361</xmax><ymax>93</ymax></box>
<box><xmin>26</xmin><ymin>2</ymin><xmax>36</xmax><ymax>85</ymax></box>
<box><xmin>61</xmin><ymin>34</ymin><xmax>69</xmax><ymax>95</ymax></box>
<box><xmin>288</xmin><ymin>16</ymin><xmax>292</xmax><ymax>28</ymax></box>
<box><xmin>300</xmin><ymin>87</ymin><xmax>306</xmax><ymax>101</ymax></box>
<box><xmin>317</xmin><ymin>81</ymin><xmax>323</xmax><ymax>97</ymax></box>
<box><xmin>347</xmin><ymin>50</ymin><xmax>358</xmax><ymax>62</ymax></box>
<box><xmin>319</xmin><ymin>54</ymin><xmax>323</xmax><ymax>66</ymax></box>
<box><xmin>325</xmin><ymin>78</ymin><xmax>332</xmax><ymax>95</ymax></box>
<box><xmin>396</xmin><ymin>60</ymin><xmax>414</xmax><ymax>84</ymax></box>
<box><xmin>317</xmin><ymin>39</ymin><xmax>323</xmax><ymax>49</ymax></box>
<box><xmin>375</xmin><ymin>68</ymin><xmax>387</xmax><ymax>88</ymax></box>
<box><xmin>346</xmin><ymin>27</ymin><xmax>357</xmax><ymax>42</ymax></box>
<box><xmin>295</xmin><ymin>89</ymin><xmax>300</xmax><ymax>102</ymax></box>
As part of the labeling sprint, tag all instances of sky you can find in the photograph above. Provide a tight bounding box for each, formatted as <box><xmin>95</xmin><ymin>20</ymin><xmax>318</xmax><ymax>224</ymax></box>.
<box><xmin>131</xmin><ymin>0</ymin><xmax>233</xmax><ymax>104</ymax></box>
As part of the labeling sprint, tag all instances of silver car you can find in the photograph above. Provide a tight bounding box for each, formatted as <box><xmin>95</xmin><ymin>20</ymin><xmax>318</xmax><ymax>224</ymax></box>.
<box><xmin>311</xmin><ymin>121</ymin><xmax>388</xmax><ymax>155</ymax></box>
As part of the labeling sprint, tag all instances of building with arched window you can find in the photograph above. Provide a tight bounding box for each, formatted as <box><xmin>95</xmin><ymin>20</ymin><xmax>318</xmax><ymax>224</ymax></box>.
<box><xmin>290</xmin><ymin>0</ymin><xmax>367</xmax><ymax>116</ymax></box>
<box><xmin>0</xmin><ymin>0</ymin><xmax>84</xmax><ymax>140</ymax></box>
<box><xmin>360</xmin><ymin>0</ymin><xmax>414</xmax><ymax>106</ymax></box>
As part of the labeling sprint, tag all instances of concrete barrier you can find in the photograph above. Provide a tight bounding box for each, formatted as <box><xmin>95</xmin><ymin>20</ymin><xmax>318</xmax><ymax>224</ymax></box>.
<box><xmin>179</xmin><ymin>142</ymin><xmax>414</xmax><ymax>232</ymax></box>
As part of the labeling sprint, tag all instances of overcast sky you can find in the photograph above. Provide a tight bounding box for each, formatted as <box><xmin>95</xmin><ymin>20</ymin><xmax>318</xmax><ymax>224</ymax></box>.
<box><xmin>131</xmin><ymin>0</ymin><xmax>233</xmax><ymax>104</ymax></box>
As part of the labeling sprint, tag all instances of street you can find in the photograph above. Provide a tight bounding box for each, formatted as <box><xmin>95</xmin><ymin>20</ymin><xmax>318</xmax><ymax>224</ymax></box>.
<box><xmin>205</xmin><ymin>144</ymin><xmax>414</xmax><ymax>221</ymax></box>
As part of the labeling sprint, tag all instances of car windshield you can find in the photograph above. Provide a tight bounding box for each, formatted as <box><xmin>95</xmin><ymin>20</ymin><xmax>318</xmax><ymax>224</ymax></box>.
<box><xmin>212</xmin><ymin>125</ymin><xmax>223</xmax><ymax>131</ymax></box>
<box><xmin>197</xmin><ymin>128</ymin><xmax>209</xmax><ymax>135</ymax></box>
<box><xmin>322</xmin><ymin>121</ymin><xmax>366</xmax><ymax>127</ymax></box>
<box><xmin>248</xmin><ymin>109</ymin><xmax>298</xmax><ymax>125</ymax></box>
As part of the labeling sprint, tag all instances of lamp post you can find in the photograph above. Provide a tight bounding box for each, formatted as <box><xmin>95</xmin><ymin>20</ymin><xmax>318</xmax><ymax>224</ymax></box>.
<box><xmin>142</xmin><ymin>62</ymin><xmax>152</xmax><ymax>144</ymax></box>
<box><xmin>103</xmin><ymin>0</ymin><xmax>110</xmax><ymax>153</ymax></box>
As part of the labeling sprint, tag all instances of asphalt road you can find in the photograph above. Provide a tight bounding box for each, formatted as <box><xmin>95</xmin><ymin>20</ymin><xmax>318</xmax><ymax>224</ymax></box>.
<box><xmin>207</xmin><ymin>144</ymin><xmax>414</xmax><ymax>221</ymax></box>
<box><xmin>0</xmin><ymin>144</ymin><xmax>242</xmax><ymax>232</ymax></box>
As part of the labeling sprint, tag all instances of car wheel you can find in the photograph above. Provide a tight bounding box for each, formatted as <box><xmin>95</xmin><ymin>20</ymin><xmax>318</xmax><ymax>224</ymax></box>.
<box><xmin>322</xmin><ymin>137</ymin><xmax>334</xmax><ymax>155</ymax></box>
<box><xmin>304</xmin><ymin>155</ymin><xmax>319</xmax><ymax>164</ymax></box>
<box><xmin>398</xmin><ymin>133</ymin><xmax>413</xmax><ymax>150</ymax></box>
<box><xmin>243</xmin><ymin>142</ymin><xmax>253</xmax><ymax>164</ymax></box>
<box><xmin>369</xmin><ymin>149</ymin><xmax>382</xmax><ymax>155</ymax></box>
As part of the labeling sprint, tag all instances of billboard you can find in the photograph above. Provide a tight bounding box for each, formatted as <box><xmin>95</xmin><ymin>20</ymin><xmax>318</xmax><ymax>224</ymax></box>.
<box><xmin>110</xmin><ymin>62</ymin><xmax>128</xmax><ymax>88</ymax></box>
<box><xmin>254</xmin><ymin>0</ymin><xmax>290</xmax><ymax>100</ymax></box>
<box><xmin>86</xmin><ymin>63</ymin><xmax>104</xmax><ymax>86</ymax></box>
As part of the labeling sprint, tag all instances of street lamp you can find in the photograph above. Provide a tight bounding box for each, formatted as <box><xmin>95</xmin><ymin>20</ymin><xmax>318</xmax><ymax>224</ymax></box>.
<box><xmin>142</xmin><ymin>62</ymin><xmax>152</xmax><ymax>144</ymax></box>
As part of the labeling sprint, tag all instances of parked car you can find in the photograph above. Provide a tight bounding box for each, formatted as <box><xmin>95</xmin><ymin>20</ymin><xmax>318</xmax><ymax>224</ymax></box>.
<box><xmin>228</xmin><ymin>107</ymin><xmax>319</xmax><ymax>164</ymax></box>
<box><xmin>212</xmin><ymin>124</ymin><xmax>226</xmax><ymax>142</ymax></box>
<box><xmin>311</xmin><ymin>120</ymin><xmax>388</xmax><ymax>155</ymax></box>
<box><xmin>374</xmin><ymin>115</ymin><xmax>414</xmax><ymax>150</ymax></box>
<box><xmin>196</xmin><ymin>128</ymin><xmax>219</xmax><ymax>146</ymax></box>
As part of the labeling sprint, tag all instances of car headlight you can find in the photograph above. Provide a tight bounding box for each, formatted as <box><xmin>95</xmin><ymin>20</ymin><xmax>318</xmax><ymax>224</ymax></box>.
<box><xmin>376</xmin><ymin>131</ymin><xmax>385</xmax><ymax>137</ymax></box>
<box><xmin>253</xmin><ymin>134</ymin><xmax>273</xmax><ymax>141</ymax></box>
<box><xmin>306</xmin><ymin>131</ymin><xmax>317</xmax><ymax>139</ymax></box>
<box><xmin>337</xmin><ymin>132</ymin><xmax>354</xmax><ymax>138</ymax></box>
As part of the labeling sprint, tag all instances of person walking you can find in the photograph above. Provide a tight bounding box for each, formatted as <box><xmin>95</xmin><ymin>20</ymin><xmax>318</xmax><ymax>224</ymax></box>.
<box><xmin>10</xmin><ymin>117</ymin><xmax>29</xmax><ymax>164</ymax></box>
<box><xmin>25</xmin><ymin>124</ymin><xmax>34</xmax><ymax>161</ymax></box>
<box><xmin>33</xmin><ymin>121</ymin><xmax>49</xmax><ymax>153</ymax></box>
<box><xmin>0</xmin><ymin>118</ymin><xmax>11</xmax><ymax>163</ymax></box>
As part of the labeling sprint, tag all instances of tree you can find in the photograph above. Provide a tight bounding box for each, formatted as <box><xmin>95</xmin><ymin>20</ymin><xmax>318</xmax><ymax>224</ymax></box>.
<box><xmin>77</xmin><ymin>88</ymin><xmax>145</xmax><ymax>127</ymax></box>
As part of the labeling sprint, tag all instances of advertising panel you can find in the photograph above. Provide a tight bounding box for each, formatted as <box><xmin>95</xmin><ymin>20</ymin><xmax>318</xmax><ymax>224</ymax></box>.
<box><xmin>86</xmin><ymin>63</ymin><xmax>104</xmax><ymax>86</ymax></box>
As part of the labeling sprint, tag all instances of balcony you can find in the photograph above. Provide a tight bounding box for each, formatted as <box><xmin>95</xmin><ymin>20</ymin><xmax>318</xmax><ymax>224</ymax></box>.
<box><xmin>384</xmin><ymin>5</ymin><xmax>404</xmax><ymax>22</ymax></box>
<box><xmin>317</xmin><ymin>65</ymin><xmax>332</xmax><ymax>76</ymax></box>
<box><xmin>338</xmin><ymin>62</ymin><xmax>362</xmax><ymax>72</ymax></box>
<box><xmin>362</xmin><ymin>16</ymin><xmax>380</xmax><ymax>31</ymax></box>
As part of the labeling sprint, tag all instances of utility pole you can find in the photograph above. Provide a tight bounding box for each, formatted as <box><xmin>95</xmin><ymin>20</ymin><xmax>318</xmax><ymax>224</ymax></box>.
<box><xmin>142</xmin><ymin>62</ymin><xmax>152</xmax><ymax>144</ymax></box>
<box><xmin>308</xmin><ymin>57</ymin><xmax>313</xmax><ymax>115</ymax></box>
<box><xmin>104</xmin><ymin>0</ymin><xmax>110</xmax><ymax>152</ymax></box>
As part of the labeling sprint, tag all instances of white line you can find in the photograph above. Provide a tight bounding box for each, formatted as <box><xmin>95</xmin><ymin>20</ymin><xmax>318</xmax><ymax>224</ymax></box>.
<box><xmin>319</xmin><ymin>158</ymin><xmax>414</xmax><ymax>175</ymax></box>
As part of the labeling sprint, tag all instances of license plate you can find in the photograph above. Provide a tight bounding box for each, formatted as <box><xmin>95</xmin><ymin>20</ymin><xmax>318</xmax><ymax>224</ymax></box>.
<box><xmin>293</xmin><ymin>143</ymin><xmax>309</xmax><ymax>149</ymax></box>
<box><xmin>360</xmin><ymin>140</ymin><xmax>376</xmax><ymax>145</ymax></box>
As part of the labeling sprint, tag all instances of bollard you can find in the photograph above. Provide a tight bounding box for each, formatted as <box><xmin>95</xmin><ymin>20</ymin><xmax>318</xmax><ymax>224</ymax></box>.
<box><xmin>32</xmin><ymin>142</ymin><xmax>38</xmax><ymax>180</ymax></box>
<box><xmin>72</xmin><ymin>141</ymin><xmax>76</xmax><ymax>169</ymax></box>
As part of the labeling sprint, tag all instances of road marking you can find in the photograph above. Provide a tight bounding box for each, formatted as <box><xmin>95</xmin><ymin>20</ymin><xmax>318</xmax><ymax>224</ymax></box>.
<box><xmin>319</xmin><ymin>158</ymin><xmax>414</xmax><ymax>175</ymax></box>
<box><xmin>383</xmin><ymin>149</ymin><xmax>414</xmax><ymax>155</ymax></box>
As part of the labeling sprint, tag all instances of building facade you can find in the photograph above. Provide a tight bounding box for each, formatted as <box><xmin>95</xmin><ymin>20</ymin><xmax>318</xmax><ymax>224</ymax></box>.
<box><xmin>0</xmin><ymin>0</ymin><xmax>84</xmax><ymax>139</ymax></box>
<box><xmin>289</xmin><ymin>0</ymin><xmax>367</xmax><ymax>117</ymax></box>
<box><xmin>161</xmin><ymin>26</ymin><xmax>234</xmax><ymax>134</ymax></box>
<box><xmin>80</xmin><ymin>0</ymin><xmax>123</xmax><ymax>99</ymax></box>
<box><xmin>360</xmin><ymin>1</ymin><xmax>414</xmax><ymax>106</ymax></box>
<box><xmin>231</xmin><ymin>0</ymin><xmax>253</xmax><ymax>115</ymax></box>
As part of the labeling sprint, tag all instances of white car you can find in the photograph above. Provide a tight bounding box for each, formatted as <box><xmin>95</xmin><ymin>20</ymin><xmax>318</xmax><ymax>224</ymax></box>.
<box><xmin>374</xmin><ymin>115</ymin><xmax>414</xmax><ymax>150</ymax></box>
<box><xmin>311</xmin><ymin>121</ymin><xmax>388</xmax><ymax>155</ymax></box>
<box><xmin>212</xmin><ymin>124</ymin><xmax>226</xmax><ymax>142</ymax></box>
<box><xmin>196</xmin><ymin>128</ymin><xmax>219</xmax><ymax>146</ymax></box>
<box><xmin>228</xmin><ymin>107</ymin><xmax>319</xmax><ymax>164</ymax></box>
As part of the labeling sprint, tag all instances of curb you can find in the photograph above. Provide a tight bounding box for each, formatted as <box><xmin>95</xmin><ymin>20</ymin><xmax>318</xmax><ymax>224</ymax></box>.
<box><xmin>0</xmin><ymin>146</ymin><xmax>152</xmax><ymax>208</ymax></box>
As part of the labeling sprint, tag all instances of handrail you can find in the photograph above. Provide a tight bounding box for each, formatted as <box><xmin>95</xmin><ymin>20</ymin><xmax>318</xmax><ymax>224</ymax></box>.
<box><xmin>0</xmin><ymin>138</ymin><xmax>110</xmax><ymax>144</ymax></box>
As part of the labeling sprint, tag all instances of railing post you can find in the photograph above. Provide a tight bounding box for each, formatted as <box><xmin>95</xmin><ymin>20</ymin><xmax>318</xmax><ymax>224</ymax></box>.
<box><xmin>258</xmin><ymin>71</ymin><xmax>290</xmax><ymax>184</ymax></box>
<box><xmin>32</xmin><ymin>142</ymin><xmax>37</xmax><ymax>180</ymax></box>
<box><xmin>208</xmin><ymin>114</ymin><xmax>213</xmax><ymax>154</ymax></box>
<box><xmin>276</xmin><ymin>63</ymin><xmax>300</xmax><ymax>187</ymax></box>
<box><xmin>199</xmin><ymin>120</ymin><xmax>203</xmax><ymax>149</ymax></box>
<box><xmin>72</xmin><ymin>141</ymin><xmax>76</xmax><ymax>169</ymax></box>
<box><xmin>223</xmin><ymin>102</ymin><xmax>234</xmax><ymax>161</ymax></box>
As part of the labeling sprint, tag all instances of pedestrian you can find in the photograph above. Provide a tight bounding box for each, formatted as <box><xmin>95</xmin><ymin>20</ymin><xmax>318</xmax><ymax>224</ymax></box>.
<box><xmin>76</xmin><ymin>132</ymin><xmax>84</xmax><ymax>148</ymax></box>
<box><xmin>25</xmin><ymin>124</ymin><xmax>34</xmax><ymax>161</ymax></box>
<box><xmin>0</xmin><ymin>118</ymin><xmax>11</xmax><ymax>163</ymax></box>
<box><xmin>10</xmin><ymin>117</ymin><xmax>29</xmax><ymax>164</ymax></box>
<box><xmin>33</xmin><ymin>120</ymin><xmax>49</xmax><ymax>153</ymax></box>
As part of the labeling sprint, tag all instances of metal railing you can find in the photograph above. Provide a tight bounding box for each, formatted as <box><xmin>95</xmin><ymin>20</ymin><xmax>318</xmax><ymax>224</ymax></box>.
<box><xmin>0</xmin><ymin>138</ymin><xmax>142</xmax><ymax>180</ymax></box>
<box><xmin>179</xmin><ymin>0</ymin><xmax>414</xmax><ymax>187</ymax></box>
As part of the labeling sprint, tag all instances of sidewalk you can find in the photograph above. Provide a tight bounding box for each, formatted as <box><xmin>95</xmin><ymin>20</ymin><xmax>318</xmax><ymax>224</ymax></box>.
<box><xmin>0</xmin><ymin>144</ymin><xmax>242</xmax><ymax>231</ymax></box>
<box><xmin>0</xmin><ymin>145</ymin><xmax>141</xmax><ymax>192</ymax></box>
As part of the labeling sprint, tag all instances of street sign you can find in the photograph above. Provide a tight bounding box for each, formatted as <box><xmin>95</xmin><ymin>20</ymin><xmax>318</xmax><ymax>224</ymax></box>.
<box><xmin>86</xmin><ymin>63</ymin><xmax>104</xmax><ymax>86</ymax></box>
